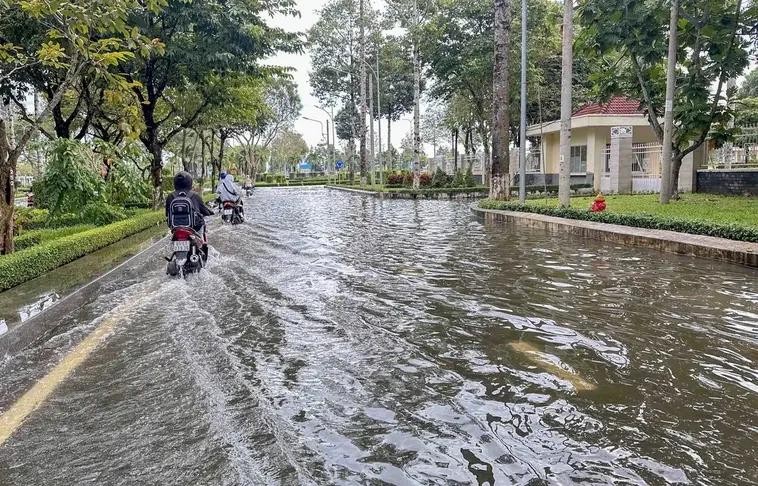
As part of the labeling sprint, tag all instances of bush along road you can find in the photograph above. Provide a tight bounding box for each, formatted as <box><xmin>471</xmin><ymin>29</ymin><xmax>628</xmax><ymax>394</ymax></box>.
<box><xmin>479</xmin><ymin>198</ymin><xmax>758</xmax><ymax>243</ymax></box>
<box><xmin>0</xmin><ymin>211</ymin><xmax>166</xmax><ymax>292</ymax></box>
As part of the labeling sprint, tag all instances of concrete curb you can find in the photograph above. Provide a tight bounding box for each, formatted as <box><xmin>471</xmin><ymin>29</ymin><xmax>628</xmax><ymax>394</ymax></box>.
<box><xmin>0</xmin><ymin>234</ymin><xmax>170</xmax><ymax>357</ymax></box>
<box><xmin>471</xmin><ymin>204</ymin><xmax>758</xmax><ymax>268</ymax></box>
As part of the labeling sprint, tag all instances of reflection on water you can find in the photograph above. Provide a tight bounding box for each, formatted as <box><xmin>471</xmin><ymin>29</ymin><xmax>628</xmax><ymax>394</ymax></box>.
<box><xmin>17</xmin><ymin>292</ymin><xmax>60</xmax><ymax>322</ymax></box>
<box><xmin>0</xmin><ymin>188</ymin><xmax>756</xmax><ymax>485</ymax></box>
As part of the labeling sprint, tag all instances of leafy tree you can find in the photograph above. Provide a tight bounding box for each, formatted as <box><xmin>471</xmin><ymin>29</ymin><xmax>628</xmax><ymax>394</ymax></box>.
<box><xmin>421</xmin><ymin>102</ymin><xmax>449</xmax><ymax>158</ymax></box>
<box><xmin>0</xmin><ymin>0</ymin><xmax>158</xmax><ymax>253</ymax></box>
<box><xmin>735</xmin><ymin>68</ymin><xmax>758</xmax><ymax>126</ymax></box>
<box><xmin>235</xmin><ymin>77</ymin><xmax>302</xmax><ymax>180</ymax></box>
<box><xmin>122</xmin><ymin>0</ymin><xmax>301</xmax><ymax>205</ymax></box>
<box><xmin>738</xmin><ymin>68</ymin><xmax>758</xmax><ymax>99</ymax></box>
<box><xmin>270</xmin><ymin>129</ymin><xmax>308</xmax><ymax>173</ymax></box>
<box><xmin>578</xmin><ymin>0</ymin><xmax>757</xmax><ymax>196</ymax></box>
<box><xmin>374</xmin><ymin>36</ymin><xmax>416</xmax><ymax>166</ymax></box>
<box><xmin>385</xmin><ymin>0</ymin><xmax>436</xmax><ymax>188</ymax></box>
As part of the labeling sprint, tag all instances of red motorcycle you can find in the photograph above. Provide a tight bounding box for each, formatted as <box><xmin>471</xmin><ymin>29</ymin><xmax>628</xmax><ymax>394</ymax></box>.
<box><xmin>166</xmin><ymin>226</ymin><xmax>206</xmax><ymax>277</ymax></box>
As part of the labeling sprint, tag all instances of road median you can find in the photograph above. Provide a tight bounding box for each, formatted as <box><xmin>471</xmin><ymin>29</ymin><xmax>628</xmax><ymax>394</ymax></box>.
<box><xmin>473</xmin><ymin>202</ymin><xmax>758</xmax><ymax>267</ymax></box>
<box><xmin>0</xmin><ymin>211</ymin><xmax>166</xmax><ymax>292</ymax></box>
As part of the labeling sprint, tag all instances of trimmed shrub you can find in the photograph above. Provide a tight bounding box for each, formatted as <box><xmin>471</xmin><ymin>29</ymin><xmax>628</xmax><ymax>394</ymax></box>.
<box><xmin>478</xmin><ymin>199</ymin><xmax>758</xmax><ymax>243</ymax></box>
<box><xmin>0</xmin><ymin>211</ymin><xmax>165</xmax><ymax>291</ymax></box>
<box><xmin>464</xmin><ymin>168</ymin><xmax>475</xmax><ymax>187</ymax></box>
<box><xmin>14</xmin><ymin>224</ymin><xmax>96</xmax><ymax>251</ymax></box>
<box><xmin>80</xmin><ymin>202</ymin><xmax>127</xmax><ymax>226</ymax></box>
<box><xmin>389</xmin><ymin>187</ymin><xmax>488</xmax><ymax>196</ymax></box>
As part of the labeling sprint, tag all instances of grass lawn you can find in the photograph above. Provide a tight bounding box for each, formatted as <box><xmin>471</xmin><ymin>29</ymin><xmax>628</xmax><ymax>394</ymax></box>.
<box><xmin>524</xmin><ymin>194</ymin><xmax>758</xmax><ymax>229</ymax></box>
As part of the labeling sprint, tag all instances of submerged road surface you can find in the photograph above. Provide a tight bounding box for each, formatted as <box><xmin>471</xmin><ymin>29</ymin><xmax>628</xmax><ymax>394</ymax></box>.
<box><xmin>1</xmin><ymin>188</ymin><xmax>757</xmax><ymax>485</ymax></box>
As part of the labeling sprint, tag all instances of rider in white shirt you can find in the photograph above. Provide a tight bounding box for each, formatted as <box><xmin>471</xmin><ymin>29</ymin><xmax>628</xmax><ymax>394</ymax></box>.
<box><xmin>216</xmin><ymin>172</ymin><xmax>244</xmax><ymax>217</ymax></box>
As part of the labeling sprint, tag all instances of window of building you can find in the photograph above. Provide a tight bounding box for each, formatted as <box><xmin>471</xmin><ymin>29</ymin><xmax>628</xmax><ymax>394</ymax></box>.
<box><xmin>570</xmin><ymin>145</ymin><xmax>587</xmax><ymax>174</ymax></box>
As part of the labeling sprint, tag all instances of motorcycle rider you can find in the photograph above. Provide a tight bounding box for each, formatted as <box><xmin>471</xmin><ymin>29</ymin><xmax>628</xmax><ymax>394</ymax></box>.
<box><xmin>216</xmin><ymin>172</ymin><xmax>244</xmax><ymax>218</ymax></box>
<box><xmin>166</xmin><ymin>171</ymin><xmax>213</xmax><ymax>259</ymax></box>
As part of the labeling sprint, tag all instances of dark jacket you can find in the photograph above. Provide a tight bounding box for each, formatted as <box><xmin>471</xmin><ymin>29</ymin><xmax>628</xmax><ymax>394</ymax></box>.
<box><xmin>166</xmin><ymin>172</ymin><xmax>213</xmax><ymax>231</ymax></box>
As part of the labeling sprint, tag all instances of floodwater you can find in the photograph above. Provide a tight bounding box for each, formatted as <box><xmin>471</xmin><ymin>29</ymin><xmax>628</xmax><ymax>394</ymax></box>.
<box><xmin>0</xmin><ymin>187</ymin><xmax>756</xmax><ymax>485</ymax></box>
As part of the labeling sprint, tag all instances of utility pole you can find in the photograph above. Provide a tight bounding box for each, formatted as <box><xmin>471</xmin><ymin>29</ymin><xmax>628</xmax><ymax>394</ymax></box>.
<box><xmin>369</xmin><ymin>75</ymin><xmax>375</xmax><ymax>185</ymax></box>
<box><xmin>412</xmin><ymin>0</ymin><xmax>421</xmax><ymax>189</ymax></box>
<box><xmin>660</xmin><ymin>0</ymin><xmax>679</xmax><ymax>204</ymax></box>
<box><xmin>326</xmin><ymin>119</ymin><xmax>331</xmax><ymax>176</ymax></box>
<box><xmin>359</xmin><ymin>0</ymin><xmax>368</xmax><ymax>186</ymax></box>
<box><xmin>558</xmin><ymin>0</ymin><xmax>573</xmax><ymax>207</ymax></box>
<box><xmin>376</xmin><ymin>49</ymin><xmax>383</xmax><ymax>187</ymax></box>
<box><xmin>518</xmin><ymin>0</ymin><xmax>528</xmax><ymax>203</ymax></box>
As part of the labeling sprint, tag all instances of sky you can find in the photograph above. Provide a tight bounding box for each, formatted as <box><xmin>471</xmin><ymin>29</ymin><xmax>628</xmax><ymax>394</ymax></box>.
<box><xmin>266</xmin><ymin>0</ymin><xmax>414</xmax><ymax>152</ymax></box>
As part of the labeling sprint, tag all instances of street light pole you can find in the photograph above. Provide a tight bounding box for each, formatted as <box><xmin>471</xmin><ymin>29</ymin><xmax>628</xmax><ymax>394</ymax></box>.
<box><xmin>376</xmin><ymin>52</ymin><xmax>383</xmax><ymax>187</ymax></box>
<box><xmin>316</xmin><ymin>105</ymin><xmax>337</xmax><ymax>181</ymax></box>
<box><xmin>518</xmin><ymin>0</ymin><xmax>528</xmax><ymax>203</ymax></box>
<box><xmin>369</xmin><ymin>75</ymin><xmax>375</xmax><ymax>185</ymax></box>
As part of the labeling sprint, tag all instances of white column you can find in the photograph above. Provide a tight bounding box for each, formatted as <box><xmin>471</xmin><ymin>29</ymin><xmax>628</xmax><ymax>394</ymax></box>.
<box><xmin>610</xmin><ymin>126</ymin><xmax>633</xmax><ymax>194</ymax></box>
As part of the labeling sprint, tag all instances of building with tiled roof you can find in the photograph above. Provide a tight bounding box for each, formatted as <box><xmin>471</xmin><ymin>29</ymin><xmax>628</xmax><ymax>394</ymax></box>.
<box><xmin>572</xmin><ymin>97</ymin><xmax>645</xmax><ymax>117</ymax></box>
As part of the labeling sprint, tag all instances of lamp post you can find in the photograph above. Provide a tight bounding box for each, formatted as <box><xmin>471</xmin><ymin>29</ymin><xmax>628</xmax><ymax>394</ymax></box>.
<box><xmin>316</xmin><ymin>105</ymin><xmax>337</xmax><ymax>181</ymax></box>
<box><xmin>303</xmin><ymin>116</ymin><xmax>326</xmax><ymax>175</ymax></box>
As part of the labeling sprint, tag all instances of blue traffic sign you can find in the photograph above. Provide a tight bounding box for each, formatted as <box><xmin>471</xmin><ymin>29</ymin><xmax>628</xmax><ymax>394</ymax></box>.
<box><xmin>336</xmin><ymin>160</ymin><xmax>345</xmax><ymax>170</ymax></box>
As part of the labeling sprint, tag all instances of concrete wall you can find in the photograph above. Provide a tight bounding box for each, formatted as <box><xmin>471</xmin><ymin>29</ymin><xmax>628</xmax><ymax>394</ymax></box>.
<box><xmin>696</xmin><ymin>170</ymin><xmax>758</xmax><ymax>196</ymax></box>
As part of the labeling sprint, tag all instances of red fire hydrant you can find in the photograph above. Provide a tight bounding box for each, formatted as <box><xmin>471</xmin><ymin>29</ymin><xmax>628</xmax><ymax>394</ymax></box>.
<box><xmin>590</xmin><ymin>193</ymin><xmax>606</xmax><ymax>213</ymax></box>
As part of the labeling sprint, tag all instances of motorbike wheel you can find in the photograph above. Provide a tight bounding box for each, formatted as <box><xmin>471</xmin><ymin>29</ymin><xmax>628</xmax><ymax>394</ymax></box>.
<box><xmin>167</xmin><ymin>260</ymin><xmax>180</xmax><ymax>277</ymax></box>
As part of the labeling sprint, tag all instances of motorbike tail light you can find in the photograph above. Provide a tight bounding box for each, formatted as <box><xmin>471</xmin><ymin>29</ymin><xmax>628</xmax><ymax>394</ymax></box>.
<box><xmin>174</xmin><ymin>228</ymin><xmax>192</xmax><ymax>240</ymax></box>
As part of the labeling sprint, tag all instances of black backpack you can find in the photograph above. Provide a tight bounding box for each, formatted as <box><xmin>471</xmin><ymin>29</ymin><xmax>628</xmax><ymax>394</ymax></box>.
<box><xmin>168</xmin><ymin>192</ymin><xmax>196</xmax><ymax>229</ymax></box>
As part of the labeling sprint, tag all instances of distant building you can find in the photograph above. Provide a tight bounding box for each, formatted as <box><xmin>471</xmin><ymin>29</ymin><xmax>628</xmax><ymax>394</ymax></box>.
<box><xmin>525</xmin><ymin>97</ymin><xmax>704</xmax><ymax>194</ymax></box>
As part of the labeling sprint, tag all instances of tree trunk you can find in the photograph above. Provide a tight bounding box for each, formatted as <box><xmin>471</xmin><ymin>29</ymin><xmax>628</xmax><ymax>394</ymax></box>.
<box><xmin>558</xmin><ymin>0</ymin><xmax>574</xmax><ymax>207</ymax></box>
<box><xmin>492</xmin><ymin>0</ymin><xmax>512</xmax><ymax>201</ymax></box>
<box><xmin>660</xmin><ymin>0</ymin><xmax>679</xmax><ymax>204</ymax></box>
<box><xmin>149</xmin><ymin>139</ymin><xmax>164</xmax><ymax>209</ymax></box>
<box><xmin>670</xmin><ymin>150</ymin><xmax>684</xmax><ymax>199</ymax></box>
<box><xmin>210</xmin><ymin>131</ymin><xmax>217</xmax><ymax>183</ymax></box>
<box><xmin>218</xmin><ymin>131</ymin><xmax>228</xmax><ymax>174</ymax></box>
<box><xmin>0</xmin><ymin>119</ymin><xmax>17</xmax><ymax>254</ymax></box>
<box><xmin>480</xmin><ymin>122</ymin><xmax>492</xmax><ymax>189</ymax></box>
<box><xmin>199</xmin><ymin>132</ymin><xmax>207</xmax><ymax>190</ymax></box>
<box><xmin>181</xmin><ymin>130</ymin><xmax>189</xmax><ymax>172</ymax></box>
<box><xmin>453</xmin><ymin>128</ymin><xmax>459</xmax><ymax>172</ymax></box>
<box><xmin>51</xmin><ymin>103</ymin><xmax>72</xmax><ymax>139</ymax></box>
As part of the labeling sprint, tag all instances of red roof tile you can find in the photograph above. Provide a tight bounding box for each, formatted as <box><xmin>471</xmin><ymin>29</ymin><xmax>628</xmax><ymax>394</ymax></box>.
<box><xmin>572</xmin><ymin>96</ymin><xmax>644</xmax><ymax>117</ymax></box>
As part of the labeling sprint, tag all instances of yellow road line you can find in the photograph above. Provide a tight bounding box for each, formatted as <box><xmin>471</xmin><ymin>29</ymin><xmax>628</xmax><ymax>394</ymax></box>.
<box><xmin>0</xmin><ymin>315</ymin><xmax>120</xmax><ymax>446</ymax></box>
<box><xmin>509</xmin><ymin>341</ymin><xmax>596</xmax><ymax>392</ymax></box>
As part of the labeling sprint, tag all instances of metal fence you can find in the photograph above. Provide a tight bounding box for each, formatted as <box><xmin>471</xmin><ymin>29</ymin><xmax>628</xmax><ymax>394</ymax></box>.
<box><xmin>602</xmin><ymin>143</ymin><xmax>662</xmax><ymax>176</ymax></box>
<box><xmin>430</xmin><ymin>154</ymin><xmax>485</xmax><ymax>175</ymax></box>
<box><xmin>706</xmin><ymin>124</ymin><xmax>758</xmax><ymax>169</ymax></box>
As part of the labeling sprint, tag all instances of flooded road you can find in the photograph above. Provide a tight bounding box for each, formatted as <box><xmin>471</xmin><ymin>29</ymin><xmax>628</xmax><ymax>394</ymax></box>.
<box><xmin>1</xmin><ymin>187</ymin><xmax>756</xmax><ymax>485</ymax></box>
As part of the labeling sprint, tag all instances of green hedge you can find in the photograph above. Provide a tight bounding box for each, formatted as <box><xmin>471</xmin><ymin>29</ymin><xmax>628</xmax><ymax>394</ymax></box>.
<box><xmin>14</xmin><ymin>224</ymin><xmax>96</xmax><ymax>251</ymax></box>
<box><xmin>255</xmin><ymin>179</ymin><xmax>350</xmax><ymax>187</ymax></box>
<box><xmin>387</xmin><ymin>186</ymin><xmax>489</xmax><ymax>195</ymax></box>
<box><xmin>0</xmin><ymin>211</ymin><xmax>165</xmax><ymax>292</ymax></box>
<box><xmin>478</xmin><ymin>199</ymin><xmax>758</xmax><ymax>243</ymax></box>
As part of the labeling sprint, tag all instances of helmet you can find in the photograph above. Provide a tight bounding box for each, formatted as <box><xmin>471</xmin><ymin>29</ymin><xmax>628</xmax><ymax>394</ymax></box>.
<box><xmin>173</xmin><ymin>171</ymin><xmax>193</xmax><ymax>192</ymax></box>
<box><xmin>220</xmin><ymin>171</ymin><xmax>227</xmax><ymax>180</ymax></box>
